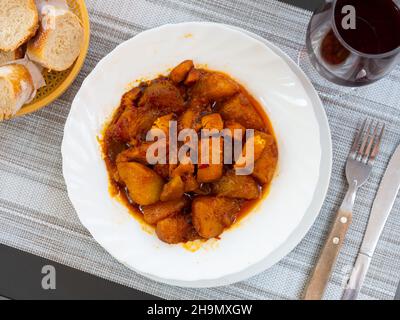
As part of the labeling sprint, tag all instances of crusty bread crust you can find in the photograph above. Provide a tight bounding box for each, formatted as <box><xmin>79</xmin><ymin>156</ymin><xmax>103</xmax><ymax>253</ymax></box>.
<box><xmin>13</xmin><ymin>0</ymin><xmax>40</xmax><ymax>50</ymax></box>
<box><xmin>27</xmin><ymin>24</ymin><xmax>49</xmax><ymax>55</ymax></box>
<box><xmin>0</xmin><ymin>0</ymin><xmax>39</xmax><ymax>51</ymax></box>
<box><xmin>0</xmin><ymin>47</ymin><xmax>25</xmax><ymax>65</ymax></box>
<box><xmin>0</xmin><ymin>64</ymin><xmax>34</xmax><ymax>119</ymax></box>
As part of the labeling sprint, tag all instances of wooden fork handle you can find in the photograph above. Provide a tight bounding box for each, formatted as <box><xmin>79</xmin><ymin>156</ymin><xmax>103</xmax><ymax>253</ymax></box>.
<box><xmin>304</xmin><ymin>209</ymin><xmax>352</xmax><ymax>300</ymax></box>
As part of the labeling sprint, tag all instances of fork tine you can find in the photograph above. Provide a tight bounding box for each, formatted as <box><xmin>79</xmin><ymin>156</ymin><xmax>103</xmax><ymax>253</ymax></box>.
<box><xmin>362</xmin><ymin>121</ymin><xmax>378</xmax><ymax>163</ymax></box>
<box><xmin>358</xmin><ymin>119</ymin><xmax>372</xmax><ymax>158</ymax></box>
<box><xmin>368</xmin><ymin>123</ymin><xmax>385</xmax><ymax>165</ymax></box>
<box><xmin>350</xmin><ymin>119</ymin><xmax>367</xmax><ymax>158</ymax></box>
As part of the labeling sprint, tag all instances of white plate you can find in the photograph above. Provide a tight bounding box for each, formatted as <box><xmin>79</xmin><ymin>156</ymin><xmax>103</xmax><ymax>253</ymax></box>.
<box><xmin>62</xmin><ymin>22</ymin><xmax>332</xmax><ymax>287</ymax></box>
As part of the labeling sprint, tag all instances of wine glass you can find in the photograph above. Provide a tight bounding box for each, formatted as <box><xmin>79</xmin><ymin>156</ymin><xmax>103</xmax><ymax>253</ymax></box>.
<box><xmin>299</xmin><ymin>0</ymin><xmax>400</xmax><ymax>94</ymax></box>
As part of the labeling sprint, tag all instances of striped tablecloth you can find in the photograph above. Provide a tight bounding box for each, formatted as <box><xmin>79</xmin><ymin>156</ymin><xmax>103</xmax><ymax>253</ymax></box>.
<box><xmin>0</xmin><ymin>0</ymin><xmax>399</xmax><ymax>300</ymax></box>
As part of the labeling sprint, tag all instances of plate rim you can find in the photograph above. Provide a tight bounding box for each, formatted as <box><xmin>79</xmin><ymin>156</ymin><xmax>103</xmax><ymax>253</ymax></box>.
<box><xmin>62</xmin><ymin>22</ymin><xmax>332</xmax><ymax>288</ymax></box>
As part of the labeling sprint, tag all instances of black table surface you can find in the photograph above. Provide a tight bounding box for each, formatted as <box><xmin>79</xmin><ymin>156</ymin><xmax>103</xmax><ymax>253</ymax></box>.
<box><xmin>0</xmin><ymin>0</ymin><xmax>398</xmax><ymax>301</ymax></box>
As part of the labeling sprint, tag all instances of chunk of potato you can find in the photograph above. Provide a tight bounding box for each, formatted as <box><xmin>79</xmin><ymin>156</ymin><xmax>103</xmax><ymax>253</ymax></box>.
<box><xmin>235</xmin><ymin>131</ymin><xmax>275</xmax><ymax>168</ymax></box>
<box><xmin>197</xmin><ymin>164</ymin><xmax>223</xmax><ymax>184</ymax></box>
<box><xmin>218</xmin><ymin>94</ymin><xmax>265</xmax><ymax>130</ymax></box>
<box><xmin>179</xmin><ymin>108</ymin><xmax>196</xmax><ymax>131</ymax></box>
<box><xmin>252</xmin><ymin>132</ymin><xmax>275</xmax><ymax>161</ymax></box>
<box><xmin>156</xmin><ymin>214</ymin><xmax>199</xmax><ymax>244</ymax></box>
<box><xmin>184</xmin><ymin>68</ymin><xmax>201</xmax><ymax>86</ymax></box>
<box><xmin>178</xmin><ymin>106</ymin><xmax>203</xmax><ymax>131</ymax></box>
<box><xmin>192</xmin><ymin>196</ymin><xmax>241</xmax><ymax>239</ymax></box>
<box><xmin>139</xmin><ymin>79</ymin><xmax>185</xmax><ymax>113</ymax></box>
<box><xmin>183</xmin><ymin>174</ymin><xmax>200</xmax><ymax>192</ymax></box>
<box><xmin>160</xmin><ymin>176</ymin><xmax>185</xmax><ymax>201</ymax></box>
<box><xmin>192</xmin><ymin>72</ymin><xmax>239</xmax><ymax>103</ymax></box>
<box><xmin>117</xmin><ymin>162</ymin><xmax>164</xmax><ymax>205</ymax></box>
<box><xmin>197</xmin><ymin>138</ymin><xmax>223</xmax><ymax>183</ymax></box>
<box><xmin>212</xmin><ymin>171</ymin><xmax>260</xmax><ymax>200</ymax></box>
<box><xmin>252</xmin><ymin>143</ymin><xmax>278</xmax><ymax>185</ymax></box>
<box><xmin>142</xmin><ymin>198</ymin><xmax>187</xmax><ymax>225</ymax></box>
<box><xmin>171</xmin><ymin>162</ymin><xmax>198</xmax><ymax>192</ymax></box>
<box><xmin>201</xmin><ymin>113</ymin><xmax>224</xmax><ymax>131</ymax></box>
<box><xmin>169</xmin><ymin>60</ymin><xmax>194</xmax><ymax>84</ymax></box>
<box><xmin>152</xmin><ymin>113</ymin><xmax>174</xmax><ymax>135</ymax></box>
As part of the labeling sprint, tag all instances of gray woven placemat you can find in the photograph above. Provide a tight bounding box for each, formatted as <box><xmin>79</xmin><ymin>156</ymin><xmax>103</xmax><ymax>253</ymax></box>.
<box><xmin>0</xmin><ymin>0</ymin><xmax>399</xmax><ymax>300</ymax></box>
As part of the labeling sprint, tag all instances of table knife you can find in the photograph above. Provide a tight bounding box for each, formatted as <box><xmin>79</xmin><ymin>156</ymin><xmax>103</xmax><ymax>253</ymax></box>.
<box><xmin>342</xmin><ymin>144</ymin><xmax>400</xmax><ymax>300</ymax></box>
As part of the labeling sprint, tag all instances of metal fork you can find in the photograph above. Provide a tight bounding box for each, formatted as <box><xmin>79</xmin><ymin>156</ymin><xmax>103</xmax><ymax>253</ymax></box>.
<box><xmin>304</xmin><ymin>119</ymin><xmax>385</xmax><ymax>300</ymax></box>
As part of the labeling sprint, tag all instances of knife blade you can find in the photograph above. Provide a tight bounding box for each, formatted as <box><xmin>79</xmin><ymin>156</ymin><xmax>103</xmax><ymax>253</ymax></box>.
<box><xmin>343</xmin><ymin>144</ymin><xmax>400</xmax><ymax>300</ymax></box>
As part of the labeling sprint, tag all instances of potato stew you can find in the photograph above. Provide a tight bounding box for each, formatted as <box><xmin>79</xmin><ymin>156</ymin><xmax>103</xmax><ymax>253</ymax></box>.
<box><xmin>101</xmin><ymin>60</ymin><xmax>278</xmax><ymax>244</ymax></box>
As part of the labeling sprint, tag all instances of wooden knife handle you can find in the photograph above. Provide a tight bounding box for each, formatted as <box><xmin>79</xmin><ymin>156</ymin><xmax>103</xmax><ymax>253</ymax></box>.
<box><xmin>303</xmin><ymin>209</ymin><xmax>352</xmax><ymax>300</ymax></box>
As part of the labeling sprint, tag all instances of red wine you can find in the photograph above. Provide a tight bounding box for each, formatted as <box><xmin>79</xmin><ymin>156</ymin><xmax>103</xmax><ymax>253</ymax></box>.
<box><xmin>307</xmin><ymin>0</ymin><xmax>400</xmax><ymax>86</ymax></box>
<box><xmin>334</xmin><ymin>0</ymin><xmax>400</xmax><ymax>55</ymax></box>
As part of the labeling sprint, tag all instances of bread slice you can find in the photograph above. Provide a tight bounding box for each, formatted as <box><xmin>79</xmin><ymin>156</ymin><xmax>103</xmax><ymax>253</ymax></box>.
<box><xmin>0</xmin><ymin>64</ymin><xmax>35</xmax><ymax>120</ymax></box>
<box><xmin>0</xmin><ymin>0</ymin><xmax>39</xmax><ymax>51</ymax></box>
<box><xmin>27</xmin><ymin>6</ymin><xmax>84</xmax><ymax>71</ymax></box>
<box><xmin>0</xmin><ymin>48</ymin><xmax>25</xmax><ymax>66</ymax></box>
